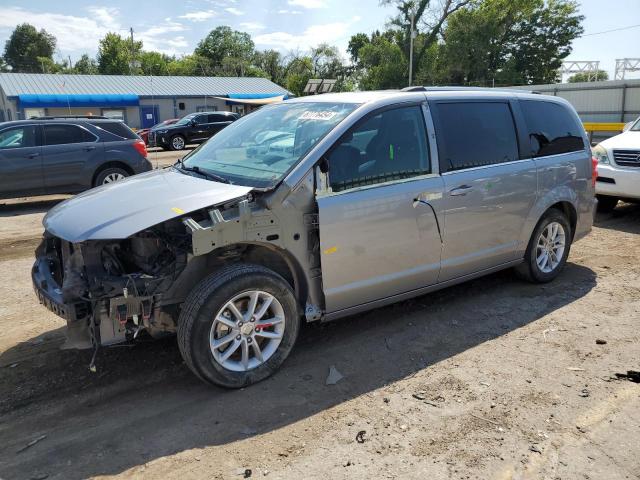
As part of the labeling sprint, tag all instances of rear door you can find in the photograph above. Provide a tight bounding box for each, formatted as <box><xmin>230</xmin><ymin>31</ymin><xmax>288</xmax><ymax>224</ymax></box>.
<box><xmin>0</xmin><ymin>124</ymin><xmax>44</xmax><ymax>198</ymax></box>
<box><xmin>429</xmin><ymin>99</ymin><xmax>537</xmax><ymax>281</ymax></box>
<box><xmin>188</xmin><ymin>114</ymin><xmax>211</xmax><ymax>143</ymax></box>
<box><xmin>42</xmin><ymin>124</ymin><xmax>103</xmax><ymax>193</ymax></box>
<box><xmin>317</xmin><ymin>104</ymin><xmax>444</xmax><ymax>313</ymax></box>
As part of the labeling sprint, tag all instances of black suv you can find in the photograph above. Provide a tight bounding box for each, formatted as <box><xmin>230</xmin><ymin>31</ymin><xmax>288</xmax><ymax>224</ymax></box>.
<box><xmin>148</xmin><ymin>111</ymin><xmax>240</xmax><ymax>151</ymax></box>
<box><xmin>0</xmin><ymin>116</ymin><xmax>152</xmax><ymax>200</ymax></box>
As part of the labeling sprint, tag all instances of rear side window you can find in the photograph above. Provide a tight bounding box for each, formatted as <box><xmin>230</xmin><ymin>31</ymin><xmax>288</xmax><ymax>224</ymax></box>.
<box><xmin>0</xmin><ymin>126</ymin><xmax>36</xmax><ymax>149</ymax></box>
<box><xmin>520</xmin><ymin>100</ymin><xmax>584</xmax><ymax>157</ymax></box>
<box><xmin>90</xmin><ymin>121</ymin><xmax>138</xmax><ymax>140</ymax></box>
<box><xmin>433</xmin><ymin>102</ymin><xmax>519</xmax><ymax>172</ymax></box>
<box><xmin>44</xmin><ymin>125</ymin><xmax>95</xmax><ymax>145</ymax></box>
<box><xmin>208</xmin><ymin>114</ymin><xmax>230</xmax><ymax>123</ymax></box>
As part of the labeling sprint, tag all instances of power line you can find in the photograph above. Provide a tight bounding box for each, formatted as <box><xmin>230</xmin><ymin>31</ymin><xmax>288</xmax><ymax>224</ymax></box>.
<box><xmin>579</xmin><ymin>24</ymin><xmax>640</xmax><ymax>37</ymax></box>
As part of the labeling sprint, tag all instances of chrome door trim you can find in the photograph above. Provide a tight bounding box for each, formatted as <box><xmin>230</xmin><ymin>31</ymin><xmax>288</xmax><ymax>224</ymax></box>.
<box><xmin>440</xmin><ymin>158</ymin><xmax>532</xmax><ymax>176</ymax></box>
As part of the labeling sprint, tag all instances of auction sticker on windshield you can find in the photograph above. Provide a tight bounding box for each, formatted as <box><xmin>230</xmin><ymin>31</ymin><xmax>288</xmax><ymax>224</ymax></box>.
<box><xmin>300</xmin><ymin>111</ymin><xmax>338</xmax><ymax>121</ymax></box>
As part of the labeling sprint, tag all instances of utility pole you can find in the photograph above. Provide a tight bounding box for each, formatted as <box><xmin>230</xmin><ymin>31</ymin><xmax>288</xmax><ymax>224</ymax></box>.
<box><xmin>408</xmin><ymin>9</ymin><xmax>416</xmax><ymax>86</ymax></box>
<box><xmin>130</xmin><ymin>27</ymin><xmax>135</xmax><ymax>75</ymax></box>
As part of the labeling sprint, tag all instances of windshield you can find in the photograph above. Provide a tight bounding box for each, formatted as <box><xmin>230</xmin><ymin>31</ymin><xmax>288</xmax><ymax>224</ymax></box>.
<box><xmin>182</xmin><ymin>102</ymin><xmax>358</xmax><ymax>188</ymax></box>
<box><xmin>631</xmin><ymin>117</ymin><xmax>640</xmax><ymax>132</ymax></box>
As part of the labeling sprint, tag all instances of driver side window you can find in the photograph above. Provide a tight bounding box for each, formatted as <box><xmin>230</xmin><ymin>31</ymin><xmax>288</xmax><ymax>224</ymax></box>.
<box><xmin>327</xmin><ymin>106</ymin><xmax>430</xmax><ymax>193</ymax></box>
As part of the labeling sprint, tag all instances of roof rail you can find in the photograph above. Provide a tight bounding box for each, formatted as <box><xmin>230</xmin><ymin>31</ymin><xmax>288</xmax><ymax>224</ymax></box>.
<box><xmin>30</xmin><ymin>115</ymin><xmax>109</xmax><ymax>120</ymax></box>
<box><xmin>401</xmin><ymin>86</ymin><xmax>540</xmax><ymax>94</ymax></box>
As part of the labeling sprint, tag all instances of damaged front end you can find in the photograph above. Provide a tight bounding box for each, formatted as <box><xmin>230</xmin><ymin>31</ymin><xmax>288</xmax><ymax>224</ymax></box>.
<box><xmin>32</xmin><ymin>218</ymin><xmax>190</xmax><ymax>351</ymax></box>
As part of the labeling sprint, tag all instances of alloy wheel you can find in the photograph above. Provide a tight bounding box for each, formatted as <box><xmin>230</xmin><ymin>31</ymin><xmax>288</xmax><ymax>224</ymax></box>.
<box><xmin>209</xmin><ymin>290</ymin><xmax>285</xmax><ymax>372</ymax></box>
<box><xmin>535</xmin><ymin>221</ymin><xmax>566</xmax><ymax>273</ymax></box>
<box><xmin>102</xmin><ymin>172</ymin><xmax>125</xmax><ymax>184</ymax></box>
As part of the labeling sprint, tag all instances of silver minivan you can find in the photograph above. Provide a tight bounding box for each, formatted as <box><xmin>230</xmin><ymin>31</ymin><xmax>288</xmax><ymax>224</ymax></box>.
<box><xmin>33</xmin><ymin>89</ymin><xmax>597</xmax><ymax>387</ymax></box>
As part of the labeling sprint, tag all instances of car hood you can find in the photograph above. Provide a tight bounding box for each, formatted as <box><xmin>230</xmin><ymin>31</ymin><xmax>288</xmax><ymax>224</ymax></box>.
<box><xmin>44</xmin><ymin>168</ymin><xmax>253</xmax><ymax>242</ymax></box>
<box><xmin>600</xmin><ymin>131</ymin><xmax>640</xmax><ymax>150</ymax></box>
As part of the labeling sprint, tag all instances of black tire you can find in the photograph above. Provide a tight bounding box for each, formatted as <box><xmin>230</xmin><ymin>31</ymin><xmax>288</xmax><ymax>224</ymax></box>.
<box><xmin>94</xmin><ymin>167</ymin><xmax>129</xmax><ymax>187</ymax></box>
<box><xmin>596</xmin><ymin>195</ymin><xmax>618</xmax><ymax>213</ymax></box>
<box><xmin>169</xmin><ymin>134</ymin><xmax>186</xmax><ymax>151</ymax></box>
<box><xmin>515</xmin><ymin>209</ymin><xmax>572</xmax><ymax>283</ymax></box>
<box><xmin>177</xmin><ymin>263</ymin><xmax>300</xmax><ymax>388</ymax></box>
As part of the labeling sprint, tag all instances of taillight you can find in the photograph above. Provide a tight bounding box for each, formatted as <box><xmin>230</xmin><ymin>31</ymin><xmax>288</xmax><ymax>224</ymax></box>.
<box><xmin>591</xmin><ymin>156</ymin><xmax>598</xmax><ymax>187</ymax></box>
<box><xmin>132</xmin><ymin>139</ymin><xmax>148</xmax><ymax>158</ymax></box>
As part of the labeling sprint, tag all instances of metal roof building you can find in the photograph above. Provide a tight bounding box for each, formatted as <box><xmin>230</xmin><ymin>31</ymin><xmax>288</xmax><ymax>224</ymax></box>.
<box><xmin>0</xmin><ymin>73</ymin><xmax>291</xmax><ymax>128</ymax></box>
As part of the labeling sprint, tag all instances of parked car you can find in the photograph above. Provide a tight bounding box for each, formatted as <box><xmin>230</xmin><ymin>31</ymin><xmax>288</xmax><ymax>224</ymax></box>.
<box><xmin>148</xmin><ymin>111</ymin><xmax>240</xmax><ymax>151</ymax></box>
<box><xmin>0</xmin><ymin>116</ymin><xmax>151</xmax><ymax>199</ymax></box>
<box><xmin>137</xmin><ymin>118</ymin><xmax>178</xmax><ymax>145</ymax></box>
<box><xmin>33</xmin><ymin>89</ymin><xmax>596</xmax><ymax>388</ymax></box>
<box><xmin>592</xmin><ymin>116</ymin><xmax>640</xmax><ymax>211</ymax></box>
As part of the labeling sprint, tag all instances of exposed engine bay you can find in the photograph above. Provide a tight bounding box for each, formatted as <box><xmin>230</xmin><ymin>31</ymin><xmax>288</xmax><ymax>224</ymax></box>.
<box><xmin>34</xmin><ymin>218</ymin><xmax>190</xmax><ymax>353</ymax></box>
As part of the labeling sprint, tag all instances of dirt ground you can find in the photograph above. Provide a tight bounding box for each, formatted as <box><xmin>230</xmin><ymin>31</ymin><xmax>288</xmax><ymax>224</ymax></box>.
<box><xmin>0</xmin><ymin>195</ymin><xmax>638</xmax><ymax>480</ymax></box>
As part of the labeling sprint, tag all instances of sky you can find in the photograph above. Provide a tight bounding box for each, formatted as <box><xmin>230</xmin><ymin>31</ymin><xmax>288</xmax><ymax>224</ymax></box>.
<box><xmin>0</xmin><ymin>0</ymin><xmax>638</xmax><ymax>80</ymax></box>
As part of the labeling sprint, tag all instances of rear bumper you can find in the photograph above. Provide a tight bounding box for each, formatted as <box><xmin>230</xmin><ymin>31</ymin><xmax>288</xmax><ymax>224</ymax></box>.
<box><xmin>595</xmin><ymin>164</ymin><xmax>640</xmax><ymax>200</ymax></box>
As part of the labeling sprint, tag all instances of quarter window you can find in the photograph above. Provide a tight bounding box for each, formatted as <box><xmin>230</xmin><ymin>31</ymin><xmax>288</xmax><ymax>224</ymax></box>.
<box><xmin>44</xmin><ymin>125</ymin><xmax>95</xmax><ymax>145</ymax></box>
<box><xmin>520</xmin><ymin>100</ymin><xmax>584</xmax><ymax>157</ymax></box>
<box><xmin>0</xmin><ymin>126</ymin><xmax>36</xmax><ymax>149</ymax></box>
<box><xmin>327</xmin><ymin>106</ymin><xmax>430</xmax><ymax>192</ymax></box>
<box><xmin>433</xmin><ymin>102</ymin><xmax>519</xmax><ymax>172</ymax></box>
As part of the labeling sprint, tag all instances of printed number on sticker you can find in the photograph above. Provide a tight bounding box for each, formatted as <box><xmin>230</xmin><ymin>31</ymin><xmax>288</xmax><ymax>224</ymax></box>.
<box><xmin>300</xmin><ymin>111</ymin><xmax>337</xmax><ymax>121</ymax></box>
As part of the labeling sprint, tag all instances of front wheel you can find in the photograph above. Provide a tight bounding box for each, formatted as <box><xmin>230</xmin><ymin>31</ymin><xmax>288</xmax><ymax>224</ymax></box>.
<box><xmin>515</xmin><ymin>209</ymin><xmax>572</xmax><ymax>283</ymax></box>
<box><xmin>177</xmin><ymin>264</ymin><xmax>300</xmax><ymax>388</ymax></box>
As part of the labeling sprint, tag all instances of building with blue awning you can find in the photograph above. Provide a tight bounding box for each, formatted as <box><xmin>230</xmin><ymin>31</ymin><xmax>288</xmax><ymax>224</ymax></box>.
<box><xmin>0</xmin><ymin>73</ymin><xmax>291</xmax><ymax>129</ymax></box>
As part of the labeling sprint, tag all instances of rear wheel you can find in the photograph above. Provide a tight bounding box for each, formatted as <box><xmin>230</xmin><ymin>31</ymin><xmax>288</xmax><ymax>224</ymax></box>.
<box><xmin>596</xmin><ymin>195</ymin><xmax>618</xmax><ymax>213</ymax></box>
<box><xmin>170</xmin><ymin>135</ymin><xmax>186</xmax><ymax>151</ymax></box>
<box><xmin>177</xmin><ymin>264</ymin><xmax>300</xmax><ymax>388</ymax></box>
<box><xmin>94</xmin><ymin>167</ymin><xmax>129</xmax><ymax>187</ymax></box>
<box><xmin>515</xmin><ymin>209</ymin><xmax>572</xmax><ymax>283</ymax></box>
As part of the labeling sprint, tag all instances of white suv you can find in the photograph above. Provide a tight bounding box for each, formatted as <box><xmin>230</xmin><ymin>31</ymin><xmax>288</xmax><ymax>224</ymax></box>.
<box><xmin>593</xmin><ymin>117</ymin><xmax>640</xmax><ymax>211</ymax></box>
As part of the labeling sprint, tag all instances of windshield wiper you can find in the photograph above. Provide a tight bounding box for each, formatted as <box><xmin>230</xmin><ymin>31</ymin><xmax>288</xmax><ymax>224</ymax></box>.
<box><xmin>174</xmin><ymin>158</ymin><xmax>231</xmax><ymax>184</ymax></box>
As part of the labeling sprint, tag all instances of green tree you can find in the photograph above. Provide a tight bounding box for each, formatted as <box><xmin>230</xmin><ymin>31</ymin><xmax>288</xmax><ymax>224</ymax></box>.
<box><xmin>3</xmin><ymin>23</ymin><xmax>56</xmax><ymax>73</ymax></box>
<box><xmin>166</xmin><ymin>54</ymin><xmax>211</xmax><ymax>76</ymax></box>
<box><xmin>253</xmin><ymin>49</ymin><xmax>285</xmax><ymax>84</ymax></box>
<box><xmin>283</xmin><ymin>55</ymin><xmax>313</xmax><ymax>96</ymax></box>
<box><xmin>97</xmin><ymin>32</ymin><xmax>142</xmax><ymax>75</ymax></box>
<box><xmin>74</xmin><ymin>54</ymin><xmax>98</xmax><ymax>74</ymax></box>
<box><xmin>502</xmin><ymin>0</ymin><xmax>584</xmax><ymax>84</ymax></box>
<box><xmin>358</xmin><ymin>36</ymin><xmax>408</xmax><ymax>90</ymax></box>
<box><xmin>441</xmin><ymin>0</ymin><xmax>584</xmax><ymax>86</ymax></box>
<box><xmin>568</xmin><ymin>70</ymin><xmax>609</xmax><ymax>82</ymax></box>
<box><xmin>139</xmin><ymin>51</ymin><xmax>170</xmax><ymax>75</ymax></box>
<box><xmin>195</xmin><ymin>26</ymin><xmax>255</xmax><ymax>74</ymax></box>
<box><xmin>0</xmin><ymin>57</ymin><xmax>9</xmax><ymax>72</ymax></box>
<box><xmin>347</xmin><ymin>33</ymin><xmax>370</xmax><ymax>64</ymax></box>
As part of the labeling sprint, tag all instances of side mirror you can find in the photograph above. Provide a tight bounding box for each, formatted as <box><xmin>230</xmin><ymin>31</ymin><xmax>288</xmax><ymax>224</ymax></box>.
<box><xmin>622</xmin><ymin>122</ymin><xmax>633</xmax><ymax>132</ymax></box>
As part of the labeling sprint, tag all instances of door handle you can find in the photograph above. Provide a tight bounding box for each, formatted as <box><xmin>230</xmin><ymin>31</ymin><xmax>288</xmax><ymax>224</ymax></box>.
<box><xmin>449</xmin><ymin>185</ymin><xmax>473</xmax><ymax>196</ymax></box>
<box><xmin>84</xmin><ymin>146</ymin><xmax>96</xmax><ymax>151</ymax></box>
<box><xmin>28</xmin><ymin>152</ymin><xmax>40</xmax><ymax>159</ymax></box>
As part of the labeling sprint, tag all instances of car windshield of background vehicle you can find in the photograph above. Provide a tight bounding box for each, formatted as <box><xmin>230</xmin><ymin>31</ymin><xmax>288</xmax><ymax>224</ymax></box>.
<box><xmin>182</xmin><ymin>102</ymin><xmax>358</xmax><ymax>188</ymax></box>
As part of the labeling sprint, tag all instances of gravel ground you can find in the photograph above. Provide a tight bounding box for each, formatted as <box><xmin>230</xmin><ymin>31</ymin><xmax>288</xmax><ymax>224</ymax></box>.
<box><xmin>0</xmin><ymin>197</ymin><xmax>638</xmax><ymax>480</ymax></box>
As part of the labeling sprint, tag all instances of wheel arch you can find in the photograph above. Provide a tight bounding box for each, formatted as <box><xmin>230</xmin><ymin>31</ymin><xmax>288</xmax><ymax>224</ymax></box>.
<box><xmin>92</xmin><ymin>161</ymin><xmax>134</xmax><ymax>186</ymax></box>
<box><xmin>165</xmin><ymin>241</ymin><xmax>308</xmax><ymax>314</ymax></box>
<box><xmin>519</xmin><ymin>187</ymin><xmax>579</xmax><ymax>252</ymax></box>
